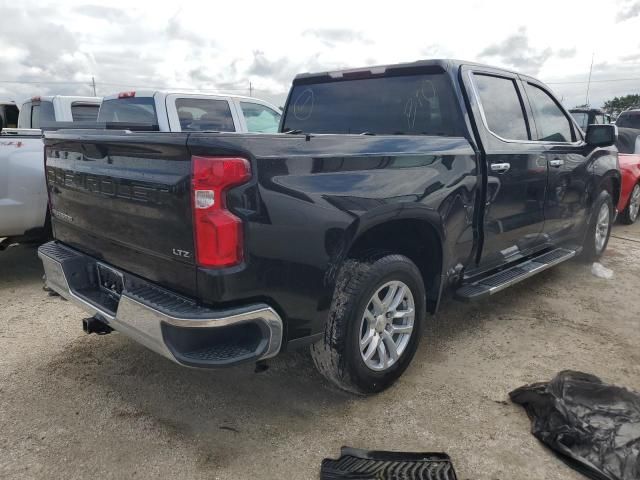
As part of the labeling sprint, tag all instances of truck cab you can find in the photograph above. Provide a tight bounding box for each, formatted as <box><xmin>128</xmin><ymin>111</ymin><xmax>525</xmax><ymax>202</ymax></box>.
<box><xmin>97</xmin><ymin>91</ymin><xmax>282</xmax><ymax>133</ymax></box>
<box><xmin>569</xmin><ymin>108</ymin><xmax>612</xmax><ymax>132</ymax></box>
<box><xmin>16</xmin><ymin>95</ymin><xmax>101</xmax><ymax>129</ymax></box>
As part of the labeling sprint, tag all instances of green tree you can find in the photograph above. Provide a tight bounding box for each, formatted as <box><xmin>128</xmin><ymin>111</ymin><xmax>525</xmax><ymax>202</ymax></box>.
<box><xmin>603</xmin><ymin>94</ymin><xmax>640</xmax><ymax>117</ymax></box>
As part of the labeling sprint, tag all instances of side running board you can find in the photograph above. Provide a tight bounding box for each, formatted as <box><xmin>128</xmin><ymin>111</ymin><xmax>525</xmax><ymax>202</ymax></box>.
<box><xmin>455</xmin><ymin>248</ymin><xmax>577</xmax><ymax>301</ymax></box>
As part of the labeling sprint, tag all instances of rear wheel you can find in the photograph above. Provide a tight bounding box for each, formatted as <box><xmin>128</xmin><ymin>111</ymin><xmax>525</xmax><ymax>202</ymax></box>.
<box><xmin>310</xmin><ymin>253</ymin><xmax>426</xmax><ymax>394</ymax></box>
<box><xmin>581</xmin><ymin>190</ymin><xmax>613</xmax><ymax>261</ymax></box>
<box><xmin>620</xmin><ymin>183</ymin><xmax>640</xmax><ymax>225</ymax></box>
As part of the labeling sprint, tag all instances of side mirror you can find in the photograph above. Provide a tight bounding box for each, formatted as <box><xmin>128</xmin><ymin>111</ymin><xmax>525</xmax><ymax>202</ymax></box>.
<box><xmin>586</xmin><ymin>124</ymin><xmax>617</xmax><ymax>147</ymax></box>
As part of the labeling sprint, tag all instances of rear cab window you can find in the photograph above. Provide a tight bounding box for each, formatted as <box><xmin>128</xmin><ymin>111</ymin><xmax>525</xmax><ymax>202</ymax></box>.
<box><xmin>282</xmin><ymin>69</ymin><xmax>464</xmax><ymax>136</ymax></box>
<box><xmin>175</xmin><ymin>98</ymin><xmax>236</xmax><ymax>132</ymax></box>
<box><xmin>97</xmin><ymin>96</ymin><xmax>158</xmax><ymax>127</ymax></box>
<box><xmin>71</xmin><ymin>103</ymin><xmax>99</xmax><ymax>122</ymax></box>
<box><xmin>17</xmin><ymin>102</ymin><xmax>32</xmax><ymax>128</ymax></box>
<box><xmin>239</xmin><ymin>102</ymin><xmax>281</xmax><ymax>133</ymax></box>
<box><xmin>31</xmin><ymin>101</ymin><xmax>55</xmax><ymax>129</ymax></box>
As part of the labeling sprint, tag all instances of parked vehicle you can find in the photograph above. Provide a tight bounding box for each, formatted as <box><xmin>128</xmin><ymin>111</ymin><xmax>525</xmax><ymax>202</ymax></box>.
<box><xmin>569</xmin><ymin>108</ymin><xmax>611</xmax><ymax>132</ymax></box>
<box><xmin>39</xmin><ymin>60</ymin><xmax>618</xmax><ymax>394</ymax></box>
<box><xmin>615</xmin><ymin>108</ymin><xmax>640</xmax><ymax>129</ymax></box>
<box><xmin>0</xmin><ymin>101</ymin><xmax>19</xmax><ymax>131</ymax></box>
<box><xmin>0</xmin><ymin>96</ymin><xmax>101</xmax><ymax>248</ymax></box>
<box><xmin>97</xmin><ymin>91</ymin><xmax>282</xmax><ymax>133</ymax></box>
<box><xmin>615</xmin><ymin>127</ymin><xmax>640</xmax><ymax>224</ymax></box>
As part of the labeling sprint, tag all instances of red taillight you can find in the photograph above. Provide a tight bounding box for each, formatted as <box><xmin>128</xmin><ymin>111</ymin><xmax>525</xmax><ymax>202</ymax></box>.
<box><xmin>118</xmin><ymin>91</ymin><xmax>136</xmax><ymax>99</ymax></box>
<box><xmin>191</xmin><ymin>156</ymin><xmax>251</xmax><ymax>268</ymax></box>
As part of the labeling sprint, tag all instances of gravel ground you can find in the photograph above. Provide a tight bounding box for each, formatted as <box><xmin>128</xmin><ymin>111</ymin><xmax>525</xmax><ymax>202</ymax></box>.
<box><xmin>1</xmin><ymin>224</ymin><xmax>639</xmax><ymax>480</ymax></box>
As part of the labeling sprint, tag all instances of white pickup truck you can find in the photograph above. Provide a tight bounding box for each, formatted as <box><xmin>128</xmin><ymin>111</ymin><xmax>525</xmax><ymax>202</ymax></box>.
<box><xmin>0</xmin><ymin>96</ymin><xmax>101</xmax><ymax>248</ymax></box>
<box><xmin>97</xmin><ymin>91</ymin><xmax>282</xmax><ymax>133</ymax></box>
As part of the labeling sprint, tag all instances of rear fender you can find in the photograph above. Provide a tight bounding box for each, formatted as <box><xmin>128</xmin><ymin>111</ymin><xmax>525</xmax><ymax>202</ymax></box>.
<box><xmin>337</xmin><ymin>203</ymin><xmax>447</xmax><ymax>313</ymax></box>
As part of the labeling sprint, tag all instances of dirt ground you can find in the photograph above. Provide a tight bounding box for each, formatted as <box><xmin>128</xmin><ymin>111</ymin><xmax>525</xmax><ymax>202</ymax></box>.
<box><xmin>1</xmin><ymin>224</ymin><xmax>639</xmax><ymax>480</ymax></box>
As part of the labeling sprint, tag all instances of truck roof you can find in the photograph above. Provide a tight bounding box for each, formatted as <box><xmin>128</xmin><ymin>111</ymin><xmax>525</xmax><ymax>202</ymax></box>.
<box><xmin>569</xmin><ymin>108</ymin><xmax>606</xmax><ymax>114</ymax></box>
<box><xmin>293</xmin><ymin>58</ymin><xmax>535</xmax><ymax>83</ymax></box>
<box><xmin>102</xmin><ymin>90</ymin><xmax>276</xmax><ymax>105</ymax></box>
<box><xmin>21</xmin><ymin>95</ymin><xmax>101</xmax><ymax>105</ymax></box>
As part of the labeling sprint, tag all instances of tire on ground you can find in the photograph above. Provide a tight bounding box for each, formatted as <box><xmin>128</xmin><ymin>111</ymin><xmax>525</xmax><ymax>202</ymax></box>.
<box><xmin>580</xmin><ymin>190</ymin><xmax>614</xmax><ymax>261</ymax></box>
<box><xmin>620</xmin><ymin>183</ymin><xmax>640</xmax><ymax>225</ymax></box>
<box><xmin>310</xmin><ymin>253</ymin><xmax>426</xmax><ymax>395</ymax></box>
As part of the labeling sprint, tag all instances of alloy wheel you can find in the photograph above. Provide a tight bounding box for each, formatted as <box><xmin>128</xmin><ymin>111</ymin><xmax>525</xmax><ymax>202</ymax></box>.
<box><xmin>359</xmin><ymin>281</ymin><xmax>415</xmax><ymax>371</ymax></box>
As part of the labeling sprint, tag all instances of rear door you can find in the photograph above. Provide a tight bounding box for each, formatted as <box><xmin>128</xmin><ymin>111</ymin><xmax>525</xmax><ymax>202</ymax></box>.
<box><xmin>45</xmin><ymin>131</ymin><xmax>197</xmax><ymax>297</ymax></box>
<box><xmin>166</xmin><ymin>94</ymin><xmax>240</xmax><ymax>132</ymax></box>
<box><xmin>521</xmin><ymin>79</ymin><xmax>591</xmax><ymax>243</ymax></box>
<box><xmin>462</xmin><ymin>66</ymin><xmax>548</xmax><ymax>270</ymax></box>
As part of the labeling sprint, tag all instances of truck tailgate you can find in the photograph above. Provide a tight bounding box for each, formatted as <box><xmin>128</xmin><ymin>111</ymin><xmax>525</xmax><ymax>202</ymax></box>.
<box><xmin>44</xmin><ymin>131</ymin><xmax>197</xmax><ymax>297</ymax></box>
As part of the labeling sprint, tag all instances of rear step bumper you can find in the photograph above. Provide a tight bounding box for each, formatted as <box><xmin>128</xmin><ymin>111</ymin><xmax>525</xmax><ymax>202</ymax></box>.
<box><xmin>38</xmin><ymin>241</ymin><xmax>283</xmax><ymax>368</ymax></box>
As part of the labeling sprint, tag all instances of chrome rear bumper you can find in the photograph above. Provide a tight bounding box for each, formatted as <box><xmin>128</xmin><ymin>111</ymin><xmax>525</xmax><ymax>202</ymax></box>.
<box><xmin>38</xmin><ymin>241</ymin><xmax>283</xmax><ymax>367</ymax></box>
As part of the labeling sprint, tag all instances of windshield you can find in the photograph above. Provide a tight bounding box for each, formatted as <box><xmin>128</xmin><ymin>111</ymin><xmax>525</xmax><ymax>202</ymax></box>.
<box><xmin>97</xmin><ymin>97</ymin><xmax>158</xmax><ymax>126</ymax></box>
<box><xmin>571</xmin><ymin>112</ymin><xmax>588</xmax><ymax>130</ymax></box>
<box><xmin>283</xmin><ymin>73</ymin><xmax>463</xmax><ymax>136</ymax></box>
<box><xmin>616</xmin><ymin>112</ymin><xmax>640</xmax><ymax>129</ymax></box>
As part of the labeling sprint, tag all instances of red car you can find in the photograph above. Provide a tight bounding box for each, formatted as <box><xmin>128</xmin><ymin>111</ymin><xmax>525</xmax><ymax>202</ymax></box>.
<box><xmin>616</xmin><ymin>127</ymin><xmax>640</xmax><ymax>224</ymax></box>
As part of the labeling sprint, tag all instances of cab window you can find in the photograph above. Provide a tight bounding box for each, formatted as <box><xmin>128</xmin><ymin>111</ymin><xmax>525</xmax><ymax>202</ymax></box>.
<box><xmin>525</xmin><ymin>84</ymin><xmax>573</xmax><ymax>142</ymax></box>
<box><xmin>175</xmin><ymin>98</ymin><xmax>235</xmax><ymax>132</ymax></box>
<box><xmin>473</xmin><ymin>74</ymin><xmax>529</xmax><ymax>141</ymax></box>
<box><xmin>17</xmin><ymin>102</ymin><xmax>32</xmax><ymax>128</ymax></box>
<box><xmin>240</xmin><ymin>102</ymin><xmax>281</xmax><ymax>133</ymax></box>
<box><xmin>31</xmin><ymin>101</ymin><xmax>55</xmax><ymax>129</ymax></box>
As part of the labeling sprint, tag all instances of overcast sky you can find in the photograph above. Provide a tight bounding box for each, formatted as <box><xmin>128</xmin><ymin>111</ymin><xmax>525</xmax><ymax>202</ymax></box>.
<box><xmin>1</xmin><ymin>0</ymin><xmax>639</xmax><ymax>109</ymax></box>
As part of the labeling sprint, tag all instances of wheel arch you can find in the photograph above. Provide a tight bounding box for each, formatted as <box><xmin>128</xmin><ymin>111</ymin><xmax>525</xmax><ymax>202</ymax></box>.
<box><xmin>344</xmin><ymin>210</ymin><xmax>445</xmax><ymax>314</ymax></box>
<box><xmin>598</xmin><ymin>170</ymin><xmax>621</xmax><ymax>208</ymax></box>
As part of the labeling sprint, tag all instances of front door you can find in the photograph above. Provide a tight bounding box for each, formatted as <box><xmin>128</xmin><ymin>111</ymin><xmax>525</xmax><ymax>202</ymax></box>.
<box><xmin>463</xmin><ymin>68</ymin><xmax>548</xmax><ymax>270</ymax></box>
<box><xmin>521</xmin><ymin>80</ymin><xmax>591</xmax><ymax>244</ymax></box>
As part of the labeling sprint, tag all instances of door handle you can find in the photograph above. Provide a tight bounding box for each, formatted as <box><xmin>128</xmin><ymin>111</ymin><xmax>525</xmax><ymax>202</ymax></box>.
<box><xmin>490</xmin><ymin>162</ymin><xmax>511</xmax><ymax>173</ymax></box>
<box><xmin>549</xmin><ymin>158</ymin><xmax>564</xmax><ymax>168</ymax></box>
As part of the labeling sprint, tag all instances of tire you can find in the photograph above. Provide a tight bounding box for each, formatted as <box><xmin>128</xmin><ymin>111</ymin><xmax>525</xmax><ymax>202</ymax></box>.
<box><xmin>581</xmin><ymin>190</ymin><xmax>614</xmax><ymax>261</ymax></box>
<box><xmin>310</xmin><ymin>253</ymin><xmax>426</xmax><ymax>395</ymax></box>
<box><xmin>620</xmin><ymin>183</ymin><xmax>640</xmax><ymax>225</ymax></box>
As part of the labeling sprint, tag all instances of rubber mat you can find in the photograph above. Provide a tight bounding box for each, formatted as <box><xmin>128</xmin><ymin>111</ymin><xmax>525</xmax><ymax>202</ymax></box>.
<box><xmin>321</xmin><ymin>446</ymin><xmax>458</xmax><ymax>479</ymax></box>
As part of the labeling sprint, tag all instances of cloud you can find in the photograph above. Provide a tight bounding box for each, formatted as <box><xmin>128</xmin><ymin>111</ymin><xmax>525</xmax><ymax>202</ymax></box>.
<box><xmin>479</xmin><ymin>27</ymin><xmax>553</xmax><ymax>75</ymax></box>
<box><xmin>303</xmin><ymin>28</ymin><xmax>370</xmax><ymax>47</ymax></box>
<box><xmin>557</xmin><ymin>48</ymin><xmax>576</xmax><ymax>59</ymax></box>
<box><xmin>74</xmin><ymin>5</ymin><xmax>127</xmax><ymax>22</ymax></box>
<box><xmin>166</xmin><ymin>14</ymin><xmax>210</xmax><ymax>45</ymax></box>
<box><xmin>247</xmin><ymin>50</ymin><xmax>290</xmax><ymax>78</ymax></box>
<box><xmin>0</xmin><ymin>0</ymin><xmax>637</xmax><ymax>111</ymax></box>
<box><xmin>616</xmin><ymin>1</ymin><xmax>640</xmax><ymax>22</ymax></box>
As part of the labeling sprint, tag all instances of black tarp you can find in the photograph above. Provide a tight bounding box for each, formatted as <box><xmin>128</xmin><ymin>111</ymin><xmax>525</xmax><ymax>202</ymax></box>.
<box><xmin>510</xmin><ymin>371</ymin><xmax>640</xmax><ymax>480</ymax></box>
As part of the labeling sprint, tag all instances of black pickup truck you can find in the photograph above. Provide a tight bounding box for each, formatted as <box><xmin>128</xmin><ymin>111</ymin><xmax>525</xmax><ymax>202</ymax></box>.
<box><xmin>39</xmin><ymin>60</ymin><xmax>619</xmax><ymax>394</ymax></box>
